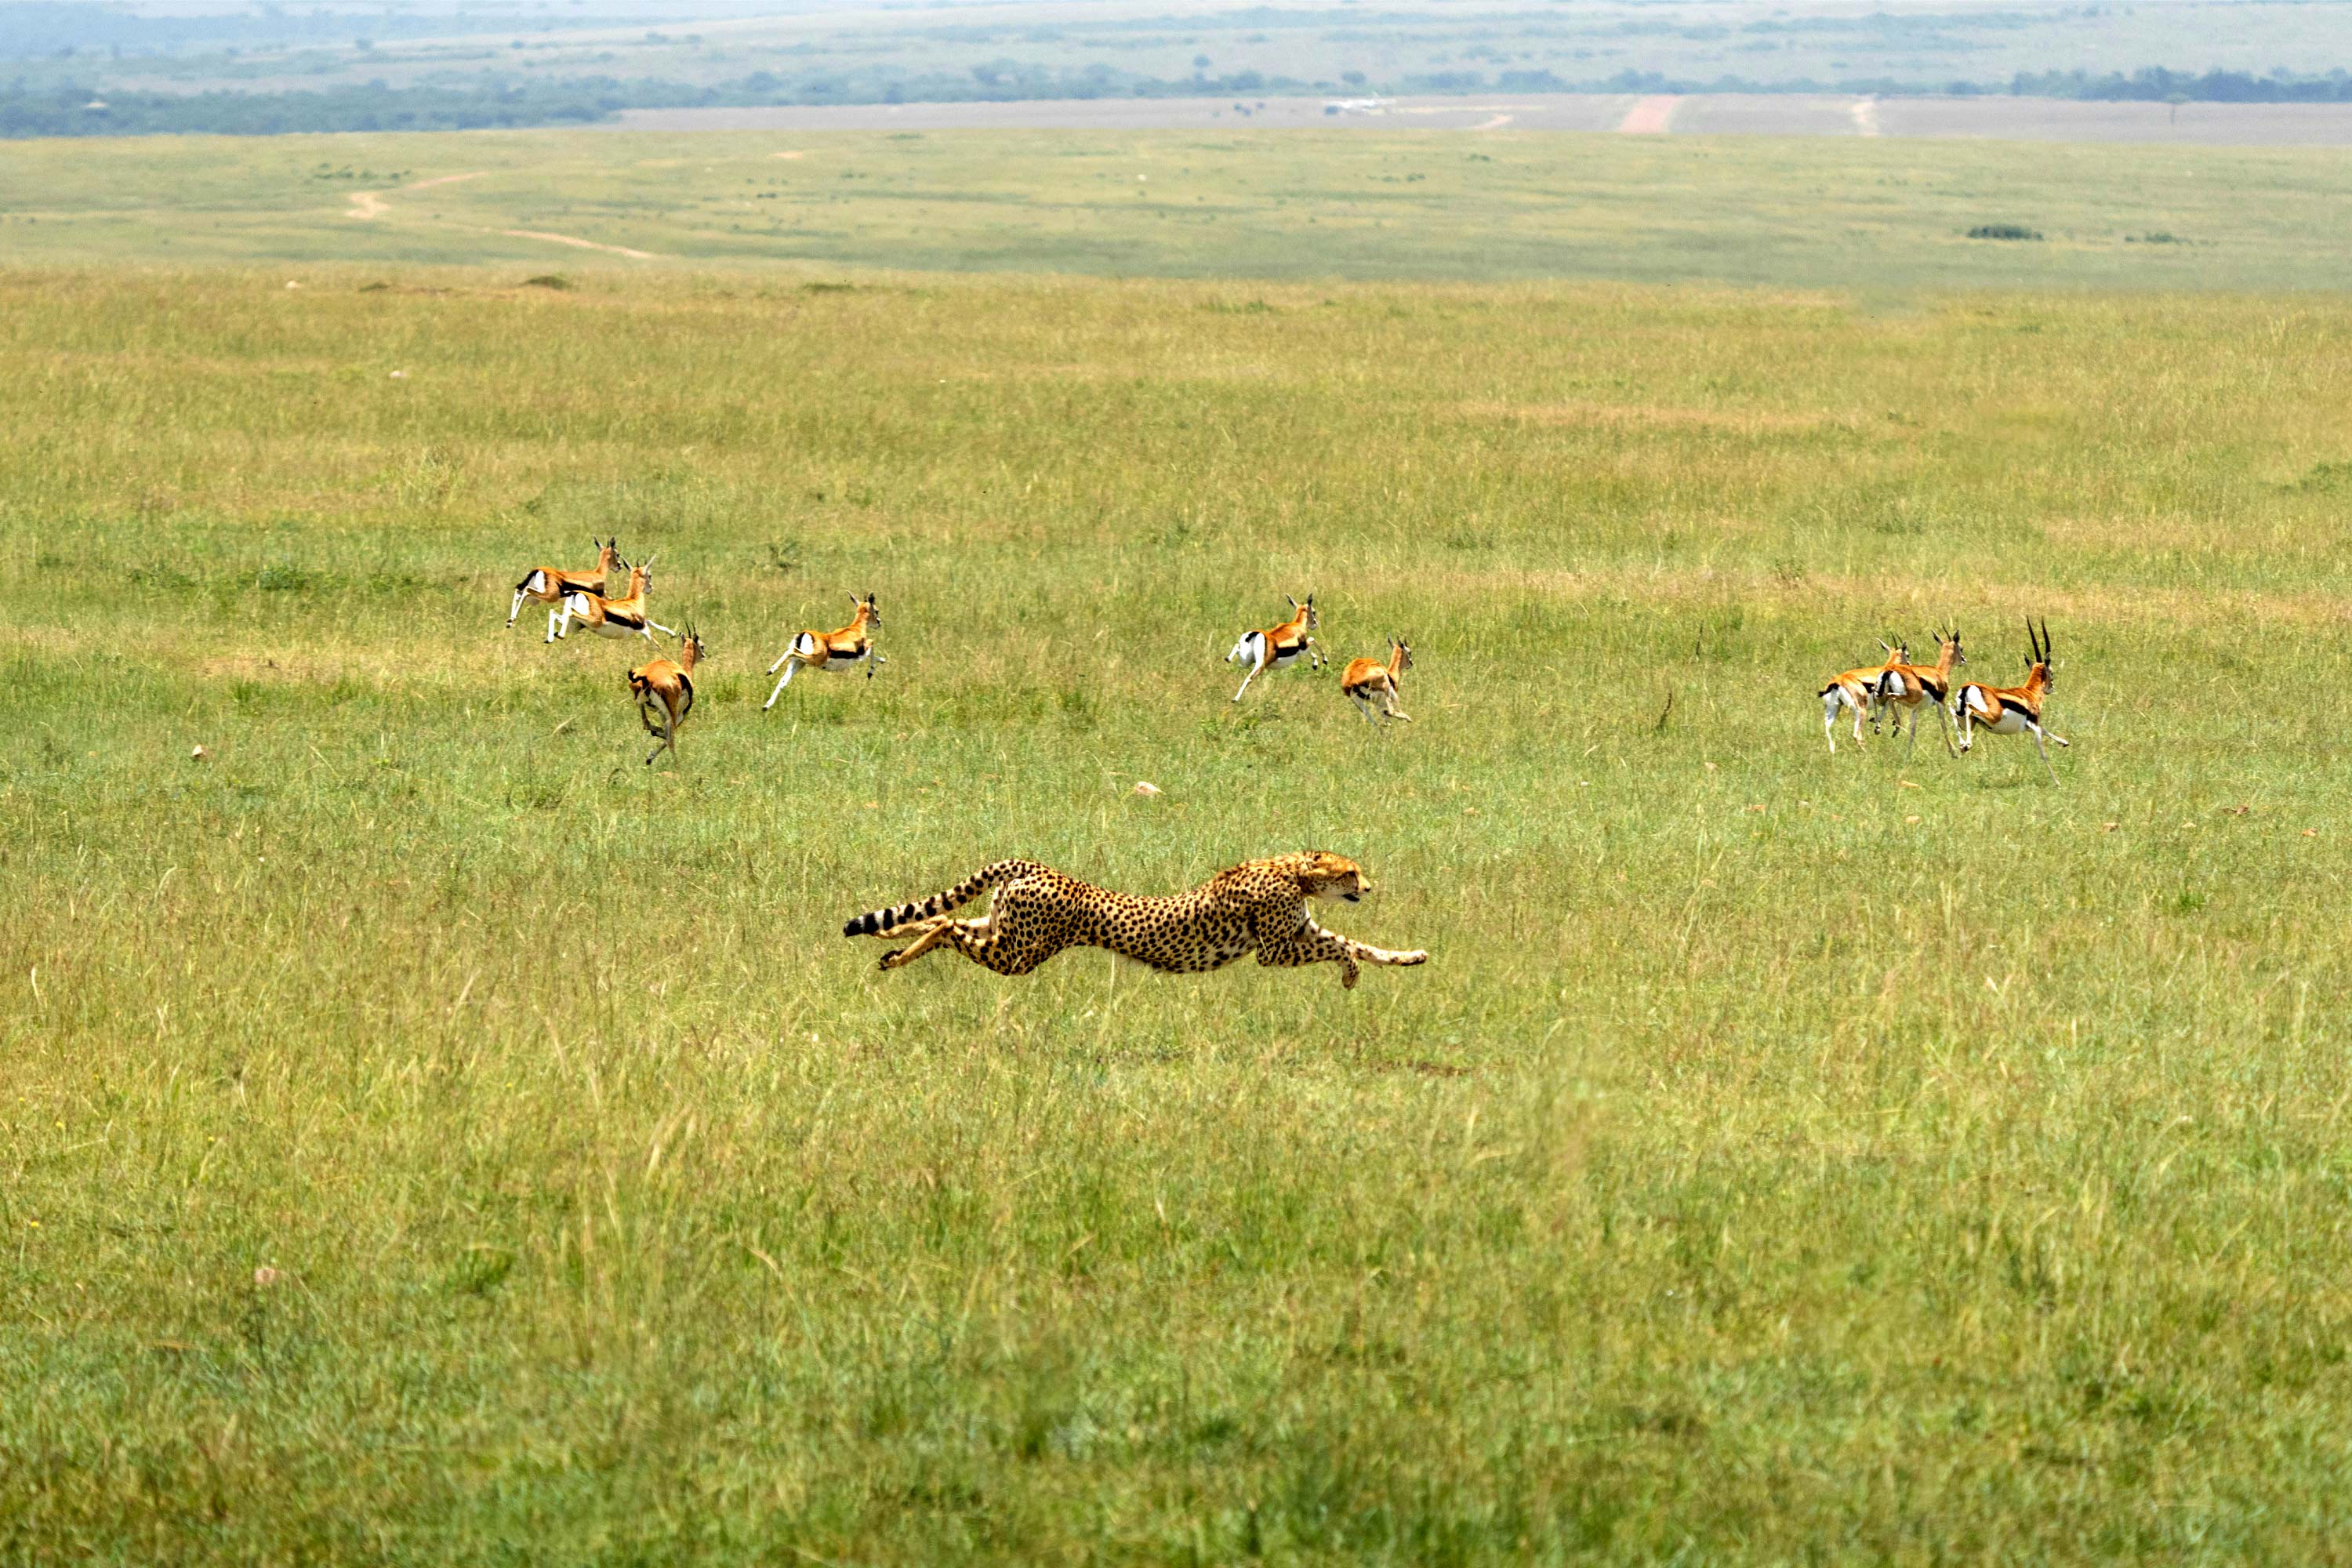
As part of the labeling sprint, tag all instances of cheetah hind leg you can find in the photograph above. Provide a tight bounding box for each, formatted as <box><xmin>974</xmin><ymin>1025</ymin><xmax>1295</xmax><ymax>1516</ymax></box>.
<box><xmin>877</xmin><ymin>913</ymin><xmax>966</xmax><ymax>970</ymax></box>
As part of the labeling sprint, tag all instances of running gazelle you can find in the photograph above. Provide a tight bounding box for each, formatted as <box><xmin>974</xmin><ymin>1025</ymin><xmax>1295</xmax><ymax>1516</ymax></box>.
<box><xmin>1340</xmin><ymin>636</ymin><xmax>1413</xmax><ymax>725</ymax></box>
<box><xmin>551</xmin><ymin>555</ymin><xmax>674</xmax><ymax>644</ymax></box>
<box><xmin>627</xmin><ymin>622</ymin><xmax>705</xmax><ymax>768</ymax></box>
<box><xmin>763</xmin><ymin>593</ymin><xmax>884</xmax><ymax>709</ymax></box>
<box><xmin>1227</xmin><ymin>594</ymin><xmax>1324</xmax><ymax>702</ymax></box>
<box><xmin>1956</xmin><ymin>618</ymin><xmax>2069</xmax><ymax>782</ymax></box>
<box><xmin>510</xmin><ymin>537</ymin><xmax>624</xmax><ymax>637</ymax></box>
<box><xmin>1876</xmin><ymin>627</ymin><xmax>1966</xmax><ymax>757</ymax></box>
<box><xmin>1817</xmin><ymin>638</ymin><xmax>1907</xmax><ymax>753</ymax></box>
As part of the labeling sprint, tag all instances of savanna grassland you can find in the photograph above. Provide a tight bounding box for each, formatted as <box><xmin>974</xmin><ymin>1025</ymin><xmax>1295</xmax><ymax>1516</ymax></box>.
<box><xmin>6</xmin><ymin>126</ymin><xmax>2352</xmax><ymax>291</ymax></box>
<box><xmin>5</xmin><ymin>129</ymin><xmax>2352</xmax><ymax>1563</ymax></box>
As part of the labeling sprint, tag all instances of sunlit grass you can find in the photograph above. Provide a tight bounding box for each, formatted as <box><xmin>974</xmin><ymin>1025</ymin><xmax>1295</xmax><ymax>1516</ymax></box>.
<box><xmin>2</xmin><ymin>266</ymin><xmax>2349</xmax><ymax>1560</ymax></box>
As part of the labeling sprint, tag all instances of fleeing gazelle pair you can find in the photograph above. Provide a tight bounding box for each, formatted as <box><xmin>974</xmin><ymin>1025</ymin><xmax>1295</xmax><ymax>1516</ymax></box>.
<box><xmin>1227</xmin><ymin>594</ymin><xmax>1415</xmax><ymax>725</ymax></box>
<box><xmin>1820</xmin><ymin>619</ymin><xmax>2069</xmax><ymax>780</ymax></box>
<box><xmin>620</xmin><ymin>593</ymin><xmax>883</xmax><ymax>766</ymax></box>
<box><xmin>508</xmin><ymin>537</ymin><xmax>675</xmax><ymax>644</ymax></box>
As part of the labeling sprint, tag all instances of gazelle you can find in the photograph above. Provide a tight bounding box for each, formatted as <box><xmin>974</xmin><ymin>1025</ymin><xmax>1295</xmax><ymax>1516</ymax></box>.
<box><xmin>1227</xmin><ymin>594</ymin><xmax>1324</xmax><ymax>702</ymax></box>
<box><xmin>626</xmin><ymin>622</ymin><xmax>705</xmax><ymax>768</ymax></box>
<box><xmin>1340</xmin><ymin>636</ymin><xmax>1414</xmax><ymax>725</ymax></box>
<box><xmin>1876</xmin><ymin>627</ymin><xmax>1967</xmax><ymax>758</ymax></box>
<box><xmin>763</xmin><ymin>593</ymin><xmax>884</xmax><ymax>709</ymax></box>
<box><xmin>1818</xmin><ymin>638</ymin><xmax>1906</xmax><ymax>753</ymax></box>
<box><xmin>1956</xmin><ymin>618</ymin><xmax>2068</xmax><ymax>782</ymax></box>
<box><xmin>509</xmin><ymin>536</ymin><xmax>623</xmax><ymax>637</ymax></box>
<box><xmin>551</xmin><ymin>555</ymin><xmax>674</xmax><ymax>644</ymax></box>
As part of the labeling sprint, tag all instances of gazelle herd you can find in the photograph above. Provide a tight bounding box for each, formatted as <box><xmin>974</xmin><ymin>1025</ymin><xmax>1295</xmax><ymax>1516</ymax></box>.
<box><xmin>1818</xmin><ymin>619</ymin><xmax>2069</xmax><ymax>781</ymax></box>
<box><xmin>505</xmin><ymin>538</ymin><xmax>2066</xmax><ymax>781</ymax></box>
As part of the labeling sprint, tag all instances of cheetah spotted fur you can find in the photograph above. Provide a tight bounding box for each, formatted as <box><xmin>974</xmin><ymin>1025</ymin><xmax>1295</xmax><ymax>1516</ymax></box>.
<box><xmin>842</xmin><ymin>852</ymin><xmax>1428</xmax><ymax>989</ymax></box>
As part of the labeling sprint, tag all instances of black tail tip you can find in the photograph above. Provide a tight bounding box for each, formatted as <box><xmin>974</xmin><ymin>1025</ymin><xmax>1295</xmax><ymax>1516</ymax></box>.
<box><xmin>843</xmin><ymin>914</ymin><xmax>871</xmax><ymax>938</ymax></box>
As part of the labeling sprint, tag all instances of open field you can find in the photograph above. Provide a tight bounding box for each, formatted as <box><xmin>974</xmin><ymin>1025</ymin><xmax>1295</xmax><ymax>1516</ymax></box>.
<box><xmin>4</xmin><ymin>262</ymin><xmax>2352</xmax><ymax>1560</ymax></box>
<box><xmin>8</xmin><ymin>126</ymin><xmax>2352</xmax><ymax>290</ymax></box>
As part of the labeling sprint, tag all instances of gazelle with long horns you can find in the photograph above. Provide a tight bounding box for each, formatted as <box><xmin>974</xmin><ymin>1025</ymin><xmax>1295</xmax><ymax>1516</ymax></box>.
<box><xmin>551</xmin><ymin>555</ymin><xmax>673</xmax><ymax>644</ymax></box>
<box><xmin>1955</xmin><ymin>619</ymin><xmax>2069</xmax><ymax>782</ymax></box>
<box><xmin>1340</xmin><ymin>637</ymin><xmax>1414</xmax><ymax>725</ymax></box>
<box><xmin>1877</xmin><ymin>627</ymin><xmax>1966</xmax><ymax>757</ymax></box>
<box><xmin>1817</xmin><ymin>637</ymin><xmax>1906</xmax><ymax>753</ymax></box>
<box><xmin>626</xmin><ymin>622</ymin><xmax>705</xmax><ymax>768</ymax></box>
<box><xmin>1227</xmin><ymin>594</ymin><xmax>1324</xmax><ymax>702</ymax></box>
<box><xmin>509</xmin><ymin>537</ymin><xmax>624</xmax><ymax>637</ymax></box>
<box><xmin>763</xmin><ymin>593</ymin><xmax>884</xmax><ymax>709</ymax></box>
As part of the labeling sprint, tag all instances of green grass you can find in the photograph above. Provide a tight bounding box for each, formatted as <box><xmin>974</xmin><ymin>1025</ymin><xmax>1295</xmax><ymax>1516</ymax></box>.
<box><xmin>7</xmin><ymin>127</ymin><xmax>2352</xmax><ymax>291</ymax></box>
<box><xmin>3</xmin><ymin>263</ymin><xmax>2351</xmax><ymax>1562</ymax></box>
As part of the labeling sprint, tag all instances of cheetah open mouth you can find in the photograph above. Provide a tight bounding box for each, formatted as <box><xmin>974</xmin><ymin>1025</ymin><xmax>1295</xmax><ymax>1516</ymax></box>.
<box><xmin>1341</xmin><ymin>891</ymin><xmax>1361</xmax><ymax>902</ymax></box>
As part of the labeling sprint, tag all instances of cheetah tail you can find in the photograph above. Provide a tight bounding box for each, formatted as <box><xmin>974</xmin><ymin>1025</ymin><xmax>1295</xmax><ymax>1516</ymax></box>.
<box><xmin>841</xmin><ymin>858</ymin><xmax>1039</xmax><ymax>938</ymax></box>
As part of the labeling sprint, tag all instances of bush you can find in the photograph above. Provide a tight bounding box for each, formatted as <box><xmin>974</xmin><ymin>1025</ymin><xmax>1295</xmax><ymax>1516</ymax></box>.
<box><xmin>1967</xmin><ymin>223</ymin><xmax>2043</xmax><ymax>241</ymax></box>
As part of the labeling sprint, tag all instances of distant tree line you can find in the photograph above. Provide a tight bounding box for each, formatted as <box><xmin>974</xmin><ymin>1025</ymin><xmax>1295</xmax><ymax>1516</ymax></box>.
<box><xmin>8</xmin><ymin>61</ymin><xmax>2352</xmax><ymax>140</ymax></box>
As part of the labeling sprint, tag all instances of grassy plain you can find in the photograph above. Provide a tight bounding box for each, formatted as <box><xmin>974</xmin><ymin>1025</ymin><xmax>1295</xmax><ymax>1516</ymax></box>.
<box><xmin>4</xmin><ymin>188</ymin><xmax>2352</xmax><ymax>1559</ymax></box>
<box><xmin>6</xmin><ymin>126</ymin><xmax>2352</xmax><ymax>291</ymax></box>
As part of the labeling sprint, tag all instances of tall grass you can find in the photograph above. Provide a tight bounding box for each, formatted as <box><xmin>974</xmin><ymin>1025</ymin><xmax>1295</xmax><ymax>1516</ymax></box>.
<box><xmin>2</xmin><ymin>267</ymin><xmax>2349</xmax><ymax>1561</ymax></box>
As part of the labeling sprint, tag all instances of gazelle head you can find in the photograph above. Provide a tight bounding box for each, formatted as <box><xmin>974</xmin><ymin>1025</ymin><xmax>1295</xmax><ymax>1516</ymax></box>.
<box><xmin>1390</xmin><ymin>635</ymin><xmax>1414</xmax><ymax>673</ymax></box>
<box><xmin>1936</xmin><ymin>626</ymin><xmax>1965</xmax><ymax>669</ymax></box>
<box><xmin>849</xmin><ymin>591</ymin><xmax>880</xmax><ymax>627</ymax></box>
<box><xmin>1875</xmin><ymin>637</ymin><xmax>1911</xmax><ymax>666</ymax></box>
<box><xmin>2024</xmin><ymin>617</ymin><xmax>2054</xmax><ymax>691</ymax></box>
<box><xmin>1286</xmin><ymin>593</ymin><xmax>1318</xmax><ymax>631</ymax></box>
<box><xmin>680</xmin><ymin>621</ymin><xmax>706</xmax><ymax>670</ymax></box>
<box><xmin>630</xmin><ymin>554</ymin><xmax>655</xmax><ymax>595</ymax></box>
<box><xmin>595</xmin><ymin>536</ymin><xmax>621</xmax><ymax>571</ymax></box>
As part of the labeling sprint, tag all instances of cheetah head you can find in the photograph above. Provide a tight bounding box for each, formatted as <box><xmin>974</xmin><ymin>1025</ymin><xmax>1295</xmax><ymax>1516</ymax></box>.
<box><xmin>1294</xmin><ymin>851</ymin><xmax>1370</xmax><ymax>902</ymax></box>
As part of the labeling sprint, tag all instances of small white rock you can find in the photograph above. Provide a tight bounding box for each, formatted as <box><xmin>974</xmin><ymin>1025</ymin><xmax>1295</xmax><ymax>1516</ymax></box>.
<box><xmin>191</xmin><ymin>744</ymin><xmax>210</xmax><ymax>761</ymax></box>
<box><xmin>1131</xmin><ymin>781</ymin><xmax>1162</xmax><ymax>797</ymax></box>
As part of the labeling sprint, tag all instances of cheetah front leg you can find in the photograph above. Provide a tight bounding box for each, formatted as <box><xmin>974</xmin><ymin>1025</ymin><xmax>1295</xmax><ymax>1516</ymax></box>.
<box><xmin>1254</xmin><ymin>916</ymin><xmax>1427</xmax><ymax>989</ymax></box>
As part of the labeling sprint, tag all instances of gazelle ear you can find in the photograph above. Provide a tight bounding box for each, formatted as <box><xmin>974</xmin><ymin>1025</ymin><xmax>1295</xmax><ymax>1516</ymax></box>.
<box><xmin>1287</xmin><ymin>595</ymin><xmax>1299</xmax><ymax>611</ymax></box>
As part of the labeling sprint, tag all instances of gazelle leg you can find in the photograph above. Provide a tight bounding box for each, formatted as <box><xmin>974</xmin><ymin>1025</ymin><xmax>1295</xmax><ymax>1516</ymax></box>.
<box><xmin>2045</xmin><ymin>728</ymin><xmax>2070</xmax><ymax>748</ymax></box>
<box><xmin>768</xmin><ymin>648</ymin><xmax>792</xmax><ymax>675</ymax></box>
<box><xmin>1824</xmin><ymin>694</ymin><xmax>1841</xmax><ymax>753</ymax></box>
<box><xmin>1936</xmin><ymin>701</ymin><xmax>1961</xmax><ymax>758</ymax></box>
<box><xmin>2028</xmin><ymin>723</ymin><xmax>2060</xmax><ymax>783</ymax></box>
<box><xmin>1852</xmin><ymin>699</ymin><xmax>1867</xmax><ymax>748</ymax></box>
<box><xmin>508</xmin><ymin>588</ymin><xmax>528</xmax><ymax>627</ymax></box>
<box><xmin>763</xmin><ymin>658</ymin><xmax>800</xmax><ymax>710</ymax></box>
<box><xmin>546</xmin><ymin>604</ymin><xmax>566</xmax><ymax>643</ymax></box>
<box><xmin>644</xmin><ymin>620</ymin><xmax>677</xmax><ymax>641</ymax></box>
<box><xmin>1901</xmin><ymin>705</ymin><xmax>1919</xmax><ymax>758</ymax></box>
<box><xmin>1232</xmin><ymin>653</ymin><xmax>1265</xmax><ymax>702</ymax></box>
<box><xmin>1350</xmin><ymin>692</ymin><xmax>1378</xmax><ymax>725</ymax></box>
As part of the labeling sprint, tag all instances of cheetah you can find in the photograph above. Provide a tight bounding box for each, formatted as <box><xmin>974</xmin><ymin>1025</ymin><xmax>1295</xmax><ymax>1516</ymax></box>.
<box><xmin>843</xmin><ymin>851</ymin><xmax>1428</xmax><ymax>989</ymax></box>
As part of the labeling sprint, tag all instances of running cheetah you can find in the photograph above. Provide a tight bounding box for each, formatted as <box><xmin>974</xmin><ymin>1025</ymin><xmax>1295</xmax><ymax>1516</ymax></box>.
<box><xmin>843</xmin><ymin>851</ymin><xmax>1428</xmax><ymax>989</ymax></box>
